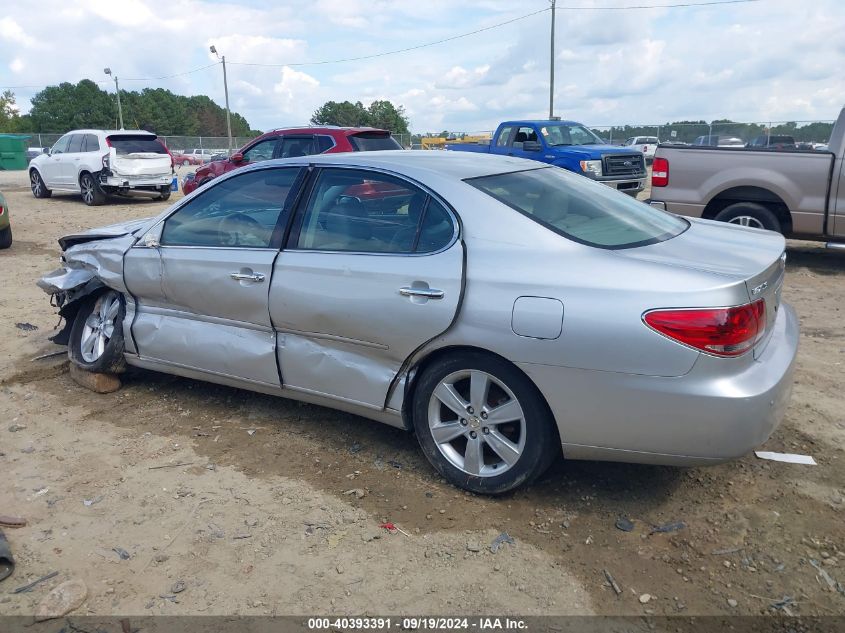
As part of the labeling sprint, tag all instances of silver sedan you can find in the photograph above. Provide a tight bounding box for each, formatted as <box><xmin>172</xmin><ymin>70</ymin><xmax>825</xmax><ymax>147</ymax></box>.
<box><xmin>38</xmin><ymin>151</ymin><xmax>798</xmax><ymax>494</ymax></box>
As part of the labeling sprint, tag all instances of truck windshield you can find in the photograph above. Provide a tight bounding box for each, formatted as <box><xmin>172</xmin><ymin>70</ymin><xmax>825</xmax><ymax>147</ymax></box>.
<box><xmin>539</xmin><ymin>124</ymin><xmax>604</xmax><ymax>147</ymax></box>
<box><xmin>466</xmin><ymin>167</ymin><xmax>688</xmax><ymax>249</ymax></box>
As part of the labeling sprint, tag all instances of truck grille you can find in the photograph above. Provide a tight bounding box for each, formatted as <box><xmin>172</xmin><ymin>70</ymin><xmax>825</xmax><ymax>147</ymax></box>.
<box><xmin>603</xmin><ymin>154</ymin><xmax>645</xmax><ymax>176</ymax></box>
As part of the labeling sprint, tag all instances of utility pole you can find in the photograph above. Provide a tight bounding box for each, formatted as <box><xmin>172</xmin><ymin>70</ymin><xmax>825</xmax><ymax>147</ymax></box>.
<box><xmin>103</xmin><ymin>68</ymin><xmax>123</xmax><ymax>129</ymax></box>
<box><xmin>549</xmin><ymin>0</ymin><xmax>556</xmax><ymax>119</ymax></box>
<box><xmin>210</xmin><ymin>45</ymin><xmax>233</xmax><ymax>155</ymax></box>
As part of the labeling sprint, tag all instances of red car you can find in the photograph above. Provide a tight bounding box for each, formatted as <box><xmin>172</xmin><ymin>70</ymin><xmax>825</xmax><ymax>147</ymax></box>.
<box><xmin>172</xmin><ymin>152</ymin><xmax>204</xmax><ymax>167</ymax></box>
<box><xmin>182</xmin><ymin>127</ymin><xmax>401</xmax><ymax>195</ymax></box>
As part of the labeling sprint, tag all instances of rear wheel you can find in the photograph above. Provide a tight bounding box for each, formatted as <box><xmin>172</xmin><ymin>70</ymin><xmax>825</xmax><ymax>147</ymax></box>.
<box><xmin>158</xmin><ymin>186</ymin><xmax>172</xmax><ymax>201</ymax></box>
<box><xmin>80</xmin><ymin>172</ymin><xmax>107</xmax><ymax>206</ymax></box>
<box><xmin>413</xmin><ymin>351</ymin><xmax>558</xmax><ymax>494</ymax></box>
<box><xmin>30</xmin><ymin>170</ymin><xmax>52</xmax><ymax>198</ymax></box>
<box><xmin>714</xmin><ymin>202</ymin><xmax>780</xmax><ymax>232</ymax></box>
<box><xmin>0</xmin><ymin>226</ymin><xmax>11</xmax><ymax>249</ymax></box>
<box><xmin>69</xmin><ymin>290</ymin><xmax>126</xmax><ymax>374</ymax></box>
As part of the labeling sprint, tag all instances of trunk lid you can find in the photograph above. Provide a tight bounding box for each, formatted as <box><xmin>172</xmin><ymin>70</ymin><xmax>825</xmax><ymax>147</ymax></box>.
<box><xmin>616</xmin><ymin>217</ymin><xmax>786</xmax><ymax>357</ymax></box>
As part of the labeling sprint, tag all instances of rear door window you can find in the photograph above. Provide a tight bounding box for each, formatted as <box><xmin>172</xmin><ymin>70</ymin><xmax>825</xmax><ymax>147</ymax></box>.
<box><xmin>291</xmin><ymin>168</ymin><xmax>454</xmax><ymax>254</ymax></box>
<box><xmin>67</xmin><ymin>134</ymin><xmax>84</xmax><ymax>153</ymax></box>
<box><xmin>466</xmin><ymin>167</ymin><xmax>688</xmax><ymax>249</ymax></box>
<box><xmin>82</xmin><ymin>134</ymin><xmax>100</xmax><ymax>152</ymax></box>
<box><xmin>108</xmin><ymin>135</ymin><xmax>168</xmax><ymax>155</ymax></box>
<box><xmin>496</xmin><ymin>126</ymin><xmax>515</xmax><ymax>147</ymax></box>
<box><xmin>278</xmin><ymin>136</ymin><xmax>315</xmax><ymax>158</ymax></box>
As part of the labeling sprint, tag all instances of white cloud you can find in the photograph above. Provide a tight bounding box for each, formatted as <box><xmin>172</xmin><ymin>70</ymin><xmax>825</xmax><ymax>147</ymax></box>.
<box><xmin>0</xmin><ymin>0</ymin><xmax>842</xmax><ymax>133</ymax></box>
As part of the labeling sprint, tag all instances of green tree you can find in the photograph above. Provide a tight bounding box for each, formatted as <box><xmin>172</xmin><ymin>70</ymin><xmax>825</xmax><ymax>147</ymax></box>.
<box><xmin>366</xmin><ymin>100</ymin><xmax>410</xmax><ymax>134</ymax></box>
<box><xmin>310</xmin><ymin>100</ymin><xmax>369</xmax><ymax>127</ymax></box>
<box><xmin>310</xmin><ymin>99</ymin><xmax>410</xmax><ymax>133</ymax></box>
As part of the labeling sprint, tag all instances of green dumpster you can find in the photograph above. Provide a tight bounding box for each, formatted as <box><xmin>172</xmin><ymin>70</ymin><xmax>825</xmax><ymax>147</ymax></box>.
<box><xmin>0</xmin><ymin>134</ymin><xmax>31</xmax><ymax>170</ymax></box>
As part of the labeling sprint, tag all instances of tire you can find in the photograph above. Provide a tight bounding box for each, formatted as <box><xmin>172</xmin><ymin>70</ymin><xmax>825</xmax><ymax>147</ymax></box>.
<box><xmin>158</xmin><ymin>186</ymin><xmax>172</xmax><ymax>201</ymax></box>
<box><xmin>30</xmin><ymin>170</ymin><xmax>52</xmax><ymax>199</ymax></box>
<box><xmin>69</xmin><ymin>290</ymin><xmax>127</xmax><ymax>374</ymax></box>
<box><xmin>412</xmin><ymin>351</ymin><xmax>558</xmax><ymax>494</ymax></box>
<box><xmin>0</xmin><ymin>225</ymin><xmax>11</xmax><ymax>249</ymax></box>
<box><xmin>714</xmin><ymin>202</ymin><xmax>781</xmax><ymax>232</ymax></box>
<box><xmin>182</xmin><ymin>160</ymin><xmax>190</xmax><ymax>167</ymax></box>
<box><xmin>80</xmin><ymin>172</ymin><xmax>107</xmax><ymax>206</ymax></box>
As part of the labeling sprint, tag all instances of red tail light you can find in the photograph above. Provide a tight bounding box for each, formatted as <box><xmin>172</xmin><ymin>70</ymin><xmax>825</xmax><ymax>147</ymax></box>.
<box><xmin>644</xmin><ymin>299</ymin><xmax>766</xmax><ymax>357</ymax></box>
<box><xmin>0</xmin><ymin>205</ymin><xmax>5</xmax><ymax>216</ymax></box>
<box><xmin>652</xmin><ymin>157</ymin><xmax>669</xmax><ymax>187</ymax></box>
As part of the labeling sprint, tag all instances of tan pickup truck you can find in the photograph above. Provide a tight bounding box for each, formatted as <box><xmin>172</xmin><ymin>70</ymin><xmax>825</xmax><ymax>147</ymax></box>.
<box><xmin>649</xmin><ymin>106</ymin><xmax>845</xmax><ymax>248</ymax></box>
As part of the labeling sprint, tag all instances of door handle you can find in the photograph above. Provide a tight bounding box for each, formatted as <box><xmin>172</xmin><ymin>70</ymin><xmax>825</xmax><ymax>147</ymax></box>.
<box><xmin>230</xmin><ymin>272</ymin><xmax>265</xmax><ymax>282</ymax></box>
<box><xmin>399</xmin><ymin>286</ymin><xmax>444</xmax><ymax>300</ymax></box>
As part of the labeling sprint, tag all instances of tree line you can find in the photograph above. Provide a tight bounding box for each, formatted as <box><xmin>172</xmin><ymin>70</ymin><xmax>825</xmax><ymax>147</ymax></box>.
<box><xmin>0</xmin><ymin>81</ymin><xmax>258</xmax><ymax>136</ymax></box>
<box><xmin>593</xmin><ymin>119</ymin><xmax>834</xmax><ymax>144</ymax></box>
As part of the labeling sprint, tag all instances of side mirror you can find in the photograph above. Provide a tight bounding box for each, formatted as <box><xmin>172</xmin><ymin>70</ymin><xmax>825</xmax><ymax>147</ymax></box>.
<box><xmin>42</xmin><ymin>147</ymin><xmax>50</xmax><ymax>155</ymax></box>
<box><xmin>230</xmin><ymin>152</ymin><xmax>244</xmax><ymax>163</ymax></box>
<box><xmin>522</xmin><ymin>140</ymin><xmax>542</xmax><ymax>152</ymax></box>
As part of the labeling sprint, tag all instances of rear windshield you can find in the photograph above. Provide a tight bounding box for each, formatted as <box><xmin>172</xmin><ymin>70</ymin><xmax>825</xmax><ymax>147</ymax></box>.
<box><xmin>466</xmin><ymin>167</ymin><xmax>688</xmax><ymax>249</ymax></box>
<box><xmin>349</xmin><ymin>133</ymin><xmax>402</xmax><ymax>152</ymax></box>
<box><xmin>108</xmin><ymin>135</ymin><xmax>168</xmax><ymax>155</ymax></box>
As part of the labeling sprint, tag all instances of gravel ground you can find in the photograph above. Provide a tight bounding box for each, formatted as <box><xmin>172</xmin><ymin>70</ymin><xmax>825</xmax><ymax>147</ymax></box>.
<box><xmin>0</xmin><ymin>166</ymin><xmax>843</xmax><ymax>619</ymax></box>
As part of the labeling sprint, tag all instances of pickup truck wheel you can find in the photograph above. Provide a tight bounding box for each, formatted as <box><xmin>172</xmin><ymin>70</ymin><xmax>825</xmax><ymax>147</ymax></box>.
<box><xmin>80</xmin><ymin>173</ymin><xmax>107</xmax><ymax>206</ymax></box>
<box><xmin>714</xmin><ymin>202</ymin><xmax>780</xmax><ymax>232</ymax></box>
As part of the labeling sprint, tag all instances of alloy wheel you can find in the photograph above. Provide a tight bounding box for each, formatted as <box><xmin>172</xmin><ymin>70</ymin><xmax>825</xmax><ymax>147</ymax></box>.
<box><xmin>31</xmin><ymin>172</ymin><xmax>42</xmax><ymax>196</ymax></box>
<box><xmin>80</xmin><ymin>293</ymin><xmax>120</xmax><ymax>363</ymax></box>
<box><xmin>81</xmin><ymin>175</ymin><xmax>95</xmax><ymax>205</ymax></box>
<box><xmin>728</xmin><ymin>215</ymin><xmax>765</xmax><ymax>229</ymax></box>
<box><xmin>427</xmin><ymin>369</ymin><xmax>526</xmax><ymax>477</ymax></box>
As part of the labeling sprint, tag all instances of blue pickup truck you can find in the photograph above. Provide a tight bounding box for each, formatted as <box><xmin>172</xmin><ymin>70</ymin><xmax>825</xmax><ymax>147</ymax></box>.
<box><xmin>446</xmin><ymin>120</ymin><xmax>647</xmax><ymax>196</ymax></box>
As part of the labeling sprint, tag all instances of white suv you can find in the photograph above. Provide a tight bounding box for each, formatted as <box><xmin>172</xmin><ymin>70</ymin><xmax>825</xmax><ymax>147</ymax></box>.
<box><xmin>29</xmin><ymin>130</ymin><xmax>175</xmax><ymax>206</ymax></box>
<box><xmin>623</xmin><ymin>136</ymin><xmax>659</xmax><ymax>164</ymax></box>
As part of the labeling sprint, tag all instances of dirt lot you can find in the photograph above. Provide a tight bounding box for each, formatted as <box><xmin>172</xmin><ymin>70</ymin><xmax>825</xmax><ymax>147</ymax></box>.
<box><xmin>1</xmin><ymin>167</ymin><xmax>844</xmax><ymax>619</ymax></box>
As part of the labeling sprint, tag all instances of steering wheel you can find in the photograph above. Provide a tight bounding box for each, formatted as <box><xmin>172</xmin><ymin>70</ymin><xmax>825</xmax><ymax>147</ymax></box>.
<box><xmin>218</xmin><ymin>213</ymin><xmax>265</xmax><ymax>247</ymax></box>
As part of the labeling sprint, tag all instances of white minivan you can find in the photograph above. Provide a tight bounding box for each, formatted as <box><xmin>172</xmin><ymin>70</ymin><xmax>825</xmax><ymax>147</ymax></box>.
<box><xmin>29</xmin><ymin>130</ymin><xmax>175</xmax><ymax>206</ymax></box>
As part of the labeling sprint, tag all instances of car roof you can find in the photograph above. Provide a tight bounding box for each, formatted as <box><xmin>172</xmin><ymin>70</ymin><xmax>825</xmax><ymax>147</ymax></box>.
<box><xmin>502</xmin><ymin>120</ymin><xmax>582</xmax><ymax>127</ymax></box>
<box><xmin>60</xmin><ymin>129</ymin><xmax>156</xmax><ymax>136</ymax></box>
<box><xmin>265</xmin><ymin>126</ymin><xmax>390</xmax><ymax>136</ymax></box>
<box><xmin>259</xmin><ymin>149</ymin><xmax>549</xmax><ymax>180</ymax></box>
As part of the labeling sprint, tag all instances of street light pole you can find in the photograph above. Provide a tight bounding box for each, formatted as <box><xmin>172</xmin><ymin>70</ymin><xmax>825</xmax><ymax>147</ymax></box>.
<box><xmin>210</xmin><ymin>46</ymin><xmax>233</xmax><ymax>155</ymax></box>
<box><xmin>103</xmin><ymin>68</ymin><xmax>124</xmax><ymax>129</ymax></box>
<box><xmin>549</xmin><ymin>0</ymin><xmax>556</xmax><ymax>119</ymax></box>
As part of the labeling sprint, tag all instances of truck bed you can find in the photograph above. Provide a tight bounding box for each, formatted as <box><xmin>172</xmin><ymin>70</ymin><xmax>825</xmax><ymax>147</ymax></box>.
<box><xmin>651</xmin><ymin>144</ymin><xmax>835</xmax><ymax>236</ymax></box>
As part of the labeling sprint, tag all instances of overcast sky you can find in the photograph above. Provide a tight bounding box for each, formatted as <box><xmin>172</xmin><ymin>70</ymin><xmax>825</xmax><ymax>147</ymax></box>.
<box><xmin>1</xmin><ymin>0</ymin><xmax>843</xmax><ymax>133</ymax></box>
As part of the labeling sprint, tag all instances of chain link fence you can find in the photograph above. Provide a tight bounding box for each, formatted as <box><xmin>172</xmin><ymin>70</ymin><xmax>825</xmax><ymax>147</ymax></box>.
<box><xmin>25</xmin><ymin>122</ymin><xmax>835</xmax><ymax>154</ymax></box>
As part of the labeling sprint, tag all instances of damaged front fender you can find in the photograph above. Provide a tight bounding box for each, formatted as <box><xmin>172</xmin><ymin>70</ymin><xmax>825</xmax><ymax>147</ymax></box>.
<box><xmin>38</xmin><ymin>232</ymin><xmax>140</xmax><ymax>344</ymax></box>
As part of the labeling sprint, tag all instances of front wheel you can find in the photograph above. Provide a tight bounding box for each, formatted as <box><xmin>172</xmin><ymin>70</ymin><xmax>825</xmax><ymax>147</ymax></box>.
<box><xmin>69</xmin><ymin>290</ymin><xmax>127</xmax><ymax>374</ymax></box>
<box><xmin>182</xmin><ymin>160</ymin><xmax>190</xmax><ymax>167</ymax></box>
<box><xmin>80</xmin><ymin>173</ymin><xmax>107</xmax><ymax>206</ymax></box>
<box><xmin>413</xmin><ymin>351</ymin><xmax>558</xmax><ymax>494</ymax></box>
<box><xmin>714</xmin><ymin>202</ymin><xmax>781</xmax><ymax>232</ymax></box>
<box><xmin>30</xmin><ymin>170</ymin><xmax>52</xmax><ymax>199</ymax></box>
